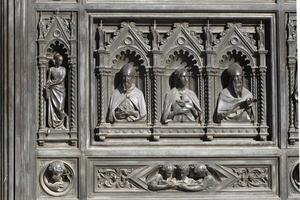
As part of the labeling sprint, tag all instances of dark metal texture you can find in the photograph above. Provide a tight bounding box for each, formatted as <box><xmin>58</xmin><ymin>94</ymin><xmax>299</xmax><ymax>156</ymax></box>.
<box><xmin>0</xmin><ymin>0</ymin><xmax>298</xmax><ymax>200</ymax></box>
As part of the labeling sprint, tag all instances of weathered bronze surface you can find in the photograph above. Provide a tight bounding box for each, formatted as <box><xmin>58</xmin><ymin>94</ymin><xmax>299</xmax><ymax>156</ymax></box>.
<box><xmin>0</xmin><ymin>1</ymin><xmax>298</xmax><ymax>200</ymax></box>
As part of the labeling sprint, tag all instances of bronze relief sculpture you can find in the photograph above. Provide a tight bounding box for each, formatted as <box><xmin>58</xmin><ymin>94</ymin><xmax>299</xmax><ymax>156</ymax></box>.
<box><xmin>40</xmin><ymin>160</ymin><xmax>74</xmax><ymax>196</ymax></box>
<box><xmin>45</xmin><ymin>53</ymin><xmax>68</xmax><ymax>129</ymax></box>
<box><xmin>107</xmin><ymin>64</ymin><xmax>147</xmax><ymax>123</ymax></box>
<box><xmin>162</xmin><ymin>68</ymin><xmax>202</xmax><ymax>124</ymax></box>
<box><xmin>215</xmin><ymin>63</ymin><xmax>255</xmax><ymax>123</ymax></box>
<box><xmin>147</xmin><ymin>164</ymin><xmax>217</xmax><ymax>192</ymax></box>
<box><xmin>148</xmin><ymin>165</ymin><xmax>177</xmax><ymax>191</ymax></box>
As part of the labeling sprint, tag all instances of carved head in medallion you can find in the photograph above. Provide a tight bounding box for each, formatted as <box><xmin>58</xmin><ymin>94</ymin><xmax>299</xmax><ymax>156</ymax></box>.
<box><xmin>53</xmin><ymin>53</ymin><xmax>63</xmax><ymax>67</ymax></box>
<box><xmin>227</xmin><ymin>63</ymin><xmax>243</xmax><ymax>97</ymax></box>
<box><xmin>47</xmin><ymin>160</ymin><xmax>66</xmax><ymax>182</ymax></box>
<box><xmin>121</xmin><ymin>63</ymin><xmax>136</xmax><ymax>92</ymax></box>
<box><xmin>174</xmin><ymin>68</ymin><xmax>188</xmax><ymax>89</ymax></box>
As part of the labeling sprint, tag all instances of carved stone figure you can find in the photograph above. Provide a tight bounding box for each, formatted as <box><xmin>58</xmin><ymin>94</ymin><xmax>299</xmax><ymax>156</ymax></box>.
<box><xmin>215</xmin><ymin>63</ymin><xmax>255</xmax><ymax>123</ymax></box>
<box><xmin>147</xmin><ymin>164</ymin><xmax>218</xmax><ymax>192</ymax></box>
<box><xmin>162</xmin><ymin>68</ymin><xmax>202</xmax><ymax>124</ymax></box>
<box><xmin>45</xmin><ymin>53</ymin><xmax>67</xmax><ymax>129</ymax></box>
<box><xmin>148</xmin><ymin>165</ymin><xmax>177</xmax><ymax>191</ymax></box>
<box><xmin>42</xmin><ymin>161</ymin><xmax>72</xmax><ymax>195</ymax></box>
<box><xmin>176</xmin><ymin>165</ymin><xmax>201</xmax><ymax>192</ymax></box>
<box><xmin>107</xmin><ymin>64</ymin><xmax>147</xmax><ymax>123</ymax></box>
<box><xmin>193</xmin><ymin>164</ymin><xmax>217</xmax><ymax>190</ymax></box>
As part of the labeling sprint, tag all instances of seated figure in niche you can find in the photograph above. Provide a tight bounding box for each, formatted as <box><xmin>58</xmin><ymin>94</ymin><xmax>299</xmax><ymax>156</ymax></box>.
<box><xmin>107</xmin><ymin>64</ymin><xmax>147</xmax><ymax>123</ymax></box>
<box><xmin>43</xmin><ymin>161</ymin><xmax>71</xmax><ymax>193</ymax></box>
<box><xmin>161</xmin><ymin>68</ymin><xmax>202</xmax><ymax>124</ymax></box>
<box><xmin>45</xmin><ymin>53</ymin><xmax>67</xmax><ymax>130</ymax></box>
<box><xmin>148</xmin><ymin>165</ymin><xmax>177</xmax><ymax>191</ymax></box>
<box><xmin>215</xmin><ymin>63</ymin><xmax>256</xmax><ymax>123</ymax></box>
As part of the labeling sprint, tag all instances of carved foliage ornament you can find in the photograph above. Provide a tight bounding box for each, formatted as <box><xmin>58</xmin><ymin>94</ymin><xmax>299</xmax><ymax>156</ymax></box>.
<box><xmin>40</xmin><ymin>160</ymin><xmax>74</xmax><ymax>196</ymax></box>
<box><xmin>231</xmin><ymin>167</ymin><xmax>269</xmax><ymax>188</ymax></box>
<box><xmin>97</xmin><ymin>168</ymin><xmax>136</xmax><ymax>189</ymax></box>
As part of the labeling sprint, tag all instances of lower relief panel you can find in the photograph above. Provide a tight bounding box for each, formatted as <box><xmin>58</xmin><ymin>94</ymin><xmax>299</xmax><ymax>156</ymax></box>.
<box><xmin>87</xmin><ymin>158</ymin><xmax>278</xmax><ymax>200</ymax></box>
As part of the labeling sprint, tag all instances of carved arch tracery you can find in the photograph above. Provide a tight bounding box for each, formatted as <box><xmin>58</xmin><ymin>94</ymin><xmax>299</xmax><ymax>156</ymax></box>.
<box><xmin>93</xmin><ymin>20</ymin><xmax>270</xmax><ymax>142</ymax></box>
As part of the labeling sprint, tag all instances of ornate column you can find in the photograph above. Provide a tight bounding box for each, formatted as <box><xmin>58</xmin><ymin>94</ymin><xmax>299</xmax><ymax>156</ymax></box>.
<box><xmin>257</xmin><ymin>49</ymin><xmax>268</xmax><ymax>141</ymax></box>
<box><xmin>151</xmin><ymin>24</ymin><xmax>163</xmax><ymax>126</ymax></box>
<box><xmin>251</xmin><ymin>67</ymin><xmax>258</xmax><ymax>125</ymax></box>
<box><xmin>204</xmin><ymin>25</ymin><xmax>215</xmax><ymax>126</ymax></box>
<box><xmin>151</xmin><ymin>67</ymin><xmax>164</xmax><ymax>125</ymax></box>
<box><xmin>68</xmin><ymin>56</ymin><xmax>77</xmax><ymax>131</ymax></box>
<box><xmin>95</xmin><ymin>67</ymin><xmax>111</xmax><ymax>126</ymax></box>
<box><xmin>38</xmin><ymin>56</ymin><xmax>48</xmax><ymax>131</ymax></box>
<box><xmin>145</xmin><ymin>67</ymin><xmax>152</xmax><ymax>125</ymax></box>
<box><xmin>198</xmin><ymin>67</ymin><xmax>204</xmax><ymax>114</ymax></box>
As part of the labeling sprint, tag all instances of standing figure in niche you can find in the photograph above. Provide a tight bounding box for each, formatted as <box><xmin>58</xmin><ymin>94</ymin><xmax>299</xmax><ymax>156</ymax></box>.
<box><xmin>215</xmin><ymin>63</ymin><xmax>256</xmax><ymax>123</ymax></box>
<box><xmin>107</xmin><ymin>64</ymin><xmax>147</xmax><ymax>123</ymax></box>
<box><xmin>45</xmin><ymin>53</ymin><xmax>67</xmax><ymax>129</ymax></box>
<box><xmin>148</xmin><ymin>165</ymin><xmax>177</xmax><ymax>191</ymax></box>
<box><xmin>161</xmin><ymin>68</ymin><xmax>202</xmax><ymax>124</ymax></box>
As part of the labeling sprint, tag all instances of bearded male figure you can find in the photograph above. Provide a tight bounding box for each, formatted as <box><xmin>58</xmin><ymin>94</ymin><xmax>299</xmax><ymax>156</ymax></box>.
<box><xmin>107</xmin><ymin>64</ymin><xmax>147</xmax><ymax>123</ymax></box>
<box><xmin>215</xmin><ymin>63</ymin><xmax>255</xmax><ymax>123</ymax></box>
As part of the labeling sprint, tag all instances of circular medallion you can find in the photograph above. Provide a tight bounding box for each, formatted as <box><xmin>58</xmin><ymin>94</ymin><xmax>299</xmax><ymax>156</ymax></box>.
<box><xmin>40</xmin><ymin>160</ymin><xmax>74</xmax><ymax>197</ymax></box>
<box><xmin>291</xmin><ymin>161</ymin><xmax>300</xmax><ymax>192</ymax></box>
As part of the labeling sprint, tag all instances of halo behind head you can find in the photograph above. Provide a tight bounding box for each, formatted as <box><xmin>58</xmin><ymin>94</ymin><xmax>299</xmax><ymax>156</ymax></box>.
<box><xmin>53</xmin><ymin>53</ymin><xmax>63</xmax><ymax>60</ymax></box>
<box><xmin>121</xmin><ymin>63</ymin><xmax>136</xmax><ymax>76</ymax></box>
<box><xmin>227</xmin><ymin>62</ymin><xmax>243</xmax><ymax>77</ymax></box>
<box><xmin>174</xmin><ymin>67</ymin><xmax>187</xmax><ymax>78</ymax></box>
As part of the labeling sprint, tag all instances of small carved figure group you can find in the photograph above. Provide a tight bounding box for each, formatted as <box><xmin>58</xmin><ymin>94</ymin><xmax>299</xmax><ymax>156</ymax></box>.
<box><xmin>41</xmin><ymin>161</ymin><xmax>73</xmax><ymax>195</ymax></box>
<box><xmin>108</xmin><ymin>63</ymin><xmax>255</xmax><ymax>125</ymax></box>
<box><xmin>147</xmin><ymin>164</ymin><xmax>217</xmax><ymax>192</ymax></box>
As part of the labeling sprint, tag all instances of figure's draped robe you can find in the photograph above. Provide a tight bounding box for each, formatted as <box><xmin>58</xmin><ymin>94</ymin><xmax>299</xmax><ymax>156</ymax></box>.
<box><xmin>47</xmin><ymin>67</ymin><xmax>67</xmax><ymax>129</ymax></box>
<box><xmin>162</xmin><ymin>88</ymin><xmax>201</xmax><ymax>123</ymax></box>
<box><xmin>216</xmin><ymin>87</ymin><xmax>253</xmax><ymax>122</ymax></box>
<box><xmin>108</xmin><ymin>85</ymin><xmax>147</xmax><ymax>123</ymax></box>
